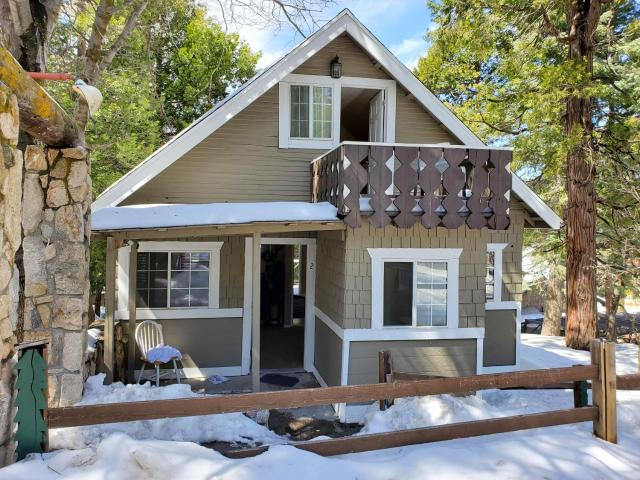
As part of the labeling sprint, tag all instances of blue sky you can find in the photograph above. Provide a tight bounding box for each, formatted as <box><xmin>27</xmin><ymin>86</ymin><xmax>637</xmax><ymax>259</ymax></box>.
<box><xmin>230</xmin><ymin>1</ymin><xmax>434</xmax><ymax>70</ymax></box>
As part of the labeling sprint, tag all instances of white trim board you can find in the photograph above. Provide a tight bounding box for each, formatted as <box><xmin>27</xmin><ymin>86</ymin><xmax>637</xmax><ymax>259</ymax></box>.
<box><xmin>93</xmin><ymin>9</ymin><xmax>483</xmax><ymax>210</ymax></box>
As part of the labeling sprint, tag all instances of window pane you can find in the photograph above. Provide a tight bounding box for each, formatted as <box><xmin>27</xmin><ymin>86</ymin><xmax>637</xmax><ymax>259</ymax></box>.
<box><xmin>136</xmin><ymin>252</ymin><xmax>150</xmax><ymax>271</ymax></box>
<box><xmin>383</xmin><ymin>262</ymin><xmax>413</xmax><ymax>326</ymax></box>
<box><xmin>486</xmin><ymin>251</ymin><xmax>495</xmax><ymax>301</ymax></box>
<box><xmin>290</xmin><ymin>85</ymin><xmax>310</xmax><ymax>138</ymax></box>
<box><xmin>149</xmin><ymin>271</ymin><xmax>168</xmax><ymax>288</ymax></box>
<box><xmin>136</xmin><ymin>270</ymin><xmax>149</xmax><ymax>289</ymax></box>
<box><xmin>171</xmin><ymin>252</ymin><xmax>190</xmax><ymax>270</ymax></box>
<box><xmin>149</xmin><ymin>252</ymin><xmax>168</xmax><ymax>270</ymax></box>
<box><xmin>136</xmin><ymin>289</ymin><xmax>149</xmax><ymax>308</ymax></box>
<box><xmin>190</xmin><ymin>289</ymin><xmax>209</xmax><ymax>307</ymax></box>
<box><xmin>148</xmin><ymin>289</ymin><xmax>167</xmax><ymax>308</ymax></box>
<box><xmin>416</xmin><ymin>261</ymin><xmax>448</xmax><ymax>327</ymax></box>
<box><xmin>190</xmin><ymin>271</ymin><xmax>209</xmax><ymax>288</ymax></box>
<box><xmin>170</xmin><ymin>289</ymin><xmax>190</xmax><ymax>307</ymax></box>
<box><xmin>312</xmin><ymin>86</ymin><xmax>332</xmax><ymax>139</ymax></box>
<box><xmin>170</xmin><ymin>271</ymin><xmax>189</xmax><ymax>288</ymax></box>
<box><xmin>190</xmin><ymin>252</ymin><xmax>210</xmax><ymax>270</ymax></box>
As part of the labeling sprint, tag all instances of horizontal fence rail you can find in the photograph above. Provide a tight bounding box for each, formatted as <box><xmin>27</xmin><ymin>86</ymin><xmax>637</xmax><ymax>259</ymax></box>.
<box><xmin>226</xmin><ymin>407</ymin><xmax>598</xmax><ymax>458</ymax></box>
<box><xmin>311</xmin><ymin>143</ymin><xmax>512</xmax><ymax>229</ymax></box>
<box><xmin>47</xmin><ymin>365</ymin><xmax>597</xmax><ymax>429</ymax></box>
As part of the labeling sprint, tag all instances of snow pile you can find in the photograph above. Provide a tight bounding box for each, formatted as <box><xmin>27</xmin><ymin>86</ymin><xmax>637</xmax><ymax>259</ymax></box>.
<box><xmin>86</xmin><ymin>328</ymin><xmax>101</xmax><ymax>354</ymax></box>
<box><xmin>92</xmin><ymin>202</ymin><xmax>339</xmax><ymax>230</ymax></box>
<box><xmin>49</xmin><ymin>374</ymin><xmax>282</xmax><ymax>450</ymax></box>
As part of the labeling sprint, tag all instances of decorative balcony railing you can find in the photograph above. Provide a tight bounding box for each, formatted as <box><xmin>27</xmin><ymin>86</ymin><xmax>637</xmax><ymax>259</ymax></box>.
<box><xmin>311</xmin><ymin>142</ymin><xmax>511</xmax><ymax>229</ymax></box>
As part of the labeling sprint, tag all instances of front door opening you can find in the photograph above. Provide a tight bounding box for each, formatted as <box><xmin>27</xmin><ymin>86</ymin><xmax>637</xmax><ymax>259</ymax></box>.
<box><xmin>340</xmin><ymin>87</ymin><xmax>385</xmax><ymax>142</ymax></box>
<box><xmin>260</xmin><ymin>244</ymin><xmax>307</xmax><ymax>370</ymax></box>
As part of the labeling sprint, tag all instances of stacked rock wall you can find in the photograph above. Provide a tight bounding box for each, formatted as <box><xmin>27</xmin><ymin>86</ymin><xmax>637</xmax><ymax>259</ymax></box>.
<box><xmin>0</xmin><ymin>84</ymin><xmax>90</xmax><ymax>465</ymax></box>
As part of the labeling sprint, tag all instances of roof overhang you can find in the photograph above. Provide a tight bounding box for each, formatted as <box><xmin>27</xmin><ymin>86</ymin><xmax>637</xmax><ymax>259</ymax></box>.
<box><xmin>511</xmin><ymin>175</ymin><xmax>563</xmax><ymax>229</ymax></box>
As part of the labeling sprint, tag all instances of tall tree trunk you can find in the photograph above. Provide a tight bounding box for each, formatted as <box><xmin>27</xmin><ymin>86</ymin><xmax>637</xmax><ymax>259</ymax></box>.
<box><xmin>541</xmin><ymin>264</ymin><xmax>564</xmax><ymax>336</ymax></box>
<box><xmin>604</xmin><ymin>285</ymin><xmax>620</xmax><ymax>342</ymax></box>
<box><xmin>564</xmin><ymin>0</ymin><xmax>603</xmax><ymax>350</ymax></box>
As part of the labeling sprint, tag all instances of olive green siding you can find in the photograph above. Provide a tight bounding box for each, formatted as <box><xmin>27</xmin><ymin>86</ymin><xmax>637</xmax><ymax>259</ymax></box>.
<box><xmin>348</xmin><ymin>339</ymin><xmax>477</xmax><ymax>385</ymax></box>
<box><xmin>314</xmin><ymin>318</ymin><xmax>343</xmax><ymax>386</ymax></box>
<box><xmin>123</xmin><ymin>35</ymin><xmax>456</xmax><ymax>205</ymax></box>
<box><xmin>294</xmin><ymin>34</ymin><xmax>389</xmax><ymax>79</ymax></box>
<box><xmin>483</xmin><ymin>309</ymin><xmax>517</xmax><ymax>367</ymax></box>
<box><xmin>135</xmin><ymin>317</ymin><xmax>243</xmax><ymax>368</ymax></box>
<box><xmin>316</xmin><ymin>230</ymin><xmax>347</xmax><ymax>327</ymax></box>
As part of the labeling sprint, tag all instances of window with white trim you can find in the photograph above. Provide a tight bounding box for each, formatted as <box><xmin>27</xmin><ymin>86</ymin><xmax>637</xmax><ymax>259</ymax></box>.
<box><xmin>369</xmin><ymin>248</ymin><xmax>462</xmax><ymax>329</ymax></box>
<box><xmin>486</xmin><ymin>243</ymin><xmax>507</xmax><ymax>303</ymax></box>
<box><xmin>383</xmin><ymin>261</ymin><xmax>448</xmax><ymax>327</ymax></box>
<box><xmin>289</xmin><ymin>84</ymin><xmax>333</xmax><ymax>139</ymax></box>
<box><xmin>120</xmin><ymin>241</ymin><xmax>222</xmax><ymax>311</ymax></box>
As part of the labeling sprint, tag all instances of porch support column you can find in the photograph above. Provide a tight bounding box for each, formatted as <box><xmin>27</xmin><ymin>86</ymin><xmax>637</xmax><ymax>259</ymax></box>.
<box><xmin>251</xmin><ymin>232</ymin><xmax>262</xmax><ymax>392</ymax></box>
<box><xmin>127</xmin><ymin>241</ymin><xmax>138</xmax><ymax>383</ymax></box>
<box><xmin>104</xmin><ymin>236</ymin><xmax>117</xmax><ymax>384</ymax></box>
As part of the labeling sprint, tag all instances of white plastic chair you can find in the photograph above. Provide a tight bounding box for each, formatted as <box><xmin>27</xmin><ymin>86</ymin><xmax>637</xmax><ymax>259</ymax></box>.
<box><xmin>135</xmin><ymin>320</ymin><xmax>182</xmax><ymax>386</ymax></box>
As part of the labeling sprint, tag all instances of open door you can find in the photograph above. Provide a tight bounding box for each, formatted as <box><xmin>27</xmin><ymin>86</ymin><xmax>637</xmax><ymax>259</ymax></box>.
<box><xmin>369</xmin><ymin>90</ymin><xmax>385</xmax><ymax>142</ymax></box>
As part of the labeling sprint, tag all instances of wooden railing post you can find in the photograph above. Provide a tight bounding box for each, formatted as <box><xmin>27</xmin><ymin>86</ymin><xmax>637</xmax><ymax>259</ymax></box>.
<box><xmin>590</xmin><ymin>339</ymin><xmax>617</xmax><ymax>443</ymax></box>
<box><xmin>378</xmin><ymin>351</ymin><xmax>392</xmax><ymax>410</ymax></box>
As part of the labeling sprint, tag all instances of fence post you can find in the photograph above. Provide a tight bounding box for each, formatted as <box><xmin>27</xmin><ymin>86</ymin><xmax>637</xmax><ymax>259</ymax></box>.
<box><xmin>378</xmin><ymin>351</ymin><xmax>391</xmax><ymax>410</ymax></box>
<box><xmin>590</xmin><ymin>339</ymin><xmax>617</xmax><ymax>443</ymax></box>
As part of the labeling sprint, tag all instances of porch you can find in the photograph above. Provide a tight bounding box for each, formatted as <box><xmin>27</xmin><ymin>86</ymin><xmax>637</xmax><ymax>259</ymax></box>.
<box><xmin>91</xmin><ymin>202</ymin><xmax>346</xmax><ymax>392</ymax></box>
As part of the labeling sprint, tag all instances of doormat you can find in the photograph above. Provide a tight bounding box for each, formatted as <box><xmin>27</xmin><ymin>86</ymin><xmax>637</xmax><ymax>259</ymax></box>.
<box><xmin>260</xmin><ymin>373</ymin><xmax>299</xmax><ymax>388</ymax></box>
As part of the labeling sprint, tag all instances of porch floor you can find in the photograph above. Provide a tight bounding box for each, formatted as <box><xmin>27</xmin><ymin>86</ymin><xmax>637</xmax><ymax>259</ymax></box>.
<box><xmin>184</xmin><ymin>371</ymin><xmax>320</xmax><ymax>396</ymax></box>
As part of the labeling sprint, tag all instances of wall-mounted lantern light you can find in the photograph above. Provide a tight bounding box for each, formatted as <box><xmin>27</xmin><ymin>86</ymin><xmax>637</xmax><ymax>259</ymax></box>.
<box><xmin>330</xmin><ymin>55</ymin><xmax>342</xmax><ymax>79</ymax></box>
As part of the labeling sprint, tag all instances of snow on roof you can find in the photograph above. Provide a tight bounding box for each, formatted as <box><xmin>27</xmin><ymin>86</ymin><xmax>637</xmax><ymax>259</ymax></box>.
<box><xmin>91</xmin><ymin>202</ymin><xmax>339</xmax><ymax>231</ymax></box>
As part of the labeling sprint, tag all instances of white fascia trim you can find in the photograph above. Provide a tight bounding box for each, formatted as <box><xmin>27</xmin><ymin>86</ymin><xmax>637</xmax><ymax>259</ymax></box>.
<box><xmin>93</xmin><ymin>9</ymin><xmax>482</xmax><ymax>209</ymax></box>
<box><xmin>512</xmin><ymin>174</ymin><xmax>563</xmax><ymax>229</ymax></box>
<box><xmin>368</xmin><ymin>248</ymin><xmax>462</xmax><ymax>330</ymax></box>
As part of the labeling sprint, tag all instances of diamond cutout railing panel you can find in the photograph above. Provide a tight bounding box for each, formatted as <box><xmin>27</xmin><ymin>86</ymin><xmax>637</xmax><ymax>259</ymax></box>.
<box><xmin>311</xmin><ymin>144</ymin><xmax>511</xmax><ymax>230</ymax></box>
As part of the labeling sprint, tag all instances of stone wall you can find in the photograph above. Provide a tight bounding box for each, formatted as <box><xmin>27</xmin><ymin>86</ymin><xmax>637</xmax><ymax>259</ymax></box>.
<box><xmin>21</xmin><ymin>143</ymin><xmax>91</xmax><ymax>407</ymax></box>
<box><xmin>0</xmin><ymin>86</ymin><xmax>21</xmax><ymax>466</ymax></box>
<box><xmin>0</xmin><ymin>83</ymin><xmax>90</xmax><ymax>466</ymax></box>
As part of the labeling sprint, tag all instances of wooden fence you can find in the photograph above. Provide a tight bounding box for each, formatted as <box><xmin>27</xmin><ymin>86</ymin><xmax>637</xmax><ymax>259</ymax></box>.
<box><xmin>17</xmin><ymin>339</ymin><xmax>640</xmax><ymax>459</ymax></box>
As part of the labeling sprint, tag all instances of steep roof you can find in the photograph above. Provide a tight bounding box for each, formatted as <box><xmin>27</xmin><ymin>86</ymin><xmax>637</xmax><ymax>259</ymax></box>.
<box><xmin>93</xmin><ymin>9</ymin><xmax>561</xmax><ymax>229</ymax></box>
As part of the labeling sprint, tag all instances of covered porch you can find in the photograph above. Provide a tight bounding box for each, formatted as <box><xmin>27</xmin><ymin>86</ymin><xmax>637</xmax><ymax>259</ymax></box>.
<box><xmin>91</xmin><ymin>202</ymin><xmax>345</xmax><ymax>392</ymax></box>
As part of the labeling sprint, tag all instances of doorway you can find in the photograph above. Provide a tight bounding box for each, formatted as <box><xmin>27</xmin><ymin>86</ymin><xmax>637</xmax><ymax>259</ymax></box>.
<box><xmin>242</xmin><ymin>238</ymin><xmax>316</xmax><ymax>375</ymax></box>
<box><xmin>340</xmin><ymin>87</ymin><xmax>385</xmax><ymax>142</ymax></box>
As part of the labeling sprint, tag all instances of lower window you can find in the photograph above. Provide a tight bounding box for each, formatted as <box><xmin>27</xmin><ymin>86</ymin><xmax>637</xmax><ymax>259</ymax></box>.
<box><xmin>136</xmin><ymin>251</ymin><xmax>211</xmax><ymax>308</ymax></box>
<box><xmin>383</xmin><ymin>260</ymin><xmax>448</xmax><ymax>327</ymax></box>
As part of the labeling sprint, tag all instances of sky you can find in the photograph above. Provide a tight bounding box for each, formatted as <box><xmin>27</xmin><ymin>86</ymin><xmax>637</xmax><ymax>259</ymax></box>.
<box><xmin>222</xmin><ymin>1</ymin><xmax>434</xmax><ymax>71</ymax></box>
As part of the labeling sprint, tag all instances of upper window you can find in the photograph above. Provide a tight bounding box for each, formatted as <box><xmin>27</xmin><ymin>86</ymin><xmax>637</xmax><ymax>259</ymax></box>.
<box><xmin>369</xmin><ymin>248</ymin><xmax>461</xmax><ymax>329</ymax></box>
<box><xmin>289</xmin><ymin>85</ymin><xmax>333</xmax><ymax>139</ymax></box>
<box><xmin>383</xmin><ymin>261</ymin><xmax>448</xmax><ymax>327</ymax></box>
<box><xmin>485</xmin><ymin>250</ymin><xmax>496</xmax><ymax>301</ymax></box>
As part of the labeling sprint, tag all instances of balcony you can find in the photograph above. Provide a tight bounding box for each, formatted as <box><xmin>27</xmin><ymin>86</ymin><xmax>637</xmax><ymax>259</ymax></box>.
<box><xmin>311</xmin><ymin>142</ymin><xmax>512</xmax><ymax>229</ymax></box>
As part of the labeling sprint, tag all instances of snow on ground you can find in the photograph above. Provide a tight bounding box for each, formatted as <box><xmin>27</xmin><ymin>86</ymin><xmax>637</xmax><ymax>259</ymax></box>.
<box><xmin>48</xmin><ymin>374</ymin><xmax>282</xmax><ymax>450</ymax></box>
<box><xmin>91</xmin><ymin>201</ymin><xmax>338</xmax><ymax>230</ymax></box>
<box><xmin>3</xmin><ymin>337</ymin><xmax>640</xmax><ymax>479</ymax></box>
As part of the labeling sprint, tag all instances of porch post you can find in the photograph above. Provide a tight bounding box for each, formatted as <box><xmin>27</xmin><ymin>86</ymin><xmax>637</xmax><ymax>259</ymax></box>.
<box><xmin>104</xmin><ymin>236</ymin><xmax>117</xmax><ymax>384</ymax></box>
<box><xmin>127</xmin><ymin>241</ymin><xmax>138</xmax><ymax>383</ymax></box>
<box><xmin>251</xmin><ymin>232</ymin><xmax>262</xmax><ymax>392</ymax></box>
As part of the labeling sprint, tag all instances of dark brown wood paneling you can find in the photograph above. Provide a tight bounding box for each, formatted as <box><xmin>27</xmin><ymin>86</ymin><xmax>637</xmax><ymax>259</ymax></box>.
<box><xmin>418</xmin><ymin>147</ymin><xmax>443</xmax><ymax>228</ymax></box>
<box><xmin>466</xmin><ymin>149</ymin><xmax>490</xmax><ymax>229</ymax></box>
<box><xmin>441</xmin><ymin>148</ymin><xmax>466</xmax><ymax>229</ymax></box>
<box><xmin>393</xmin><ymin>147</ymin><xmax>419</xmax><ymax>228</ymax></box>
<box><xmin>368</xmin><ymin>146</ymin><xmax>393</xmax><ymax>228</ymax></box>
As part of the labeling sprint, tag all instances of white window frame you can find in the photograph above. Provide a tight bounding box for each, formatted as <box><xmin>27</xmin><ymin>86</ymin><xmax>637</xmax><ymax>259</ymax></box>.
<box><xmin>486</xmin><ymin>243</ymin><xmax>508</xmax><ymax>306</ymax></box>
<box><xmin>368</xmin><ymin>248</ymin><xmax>462</xmax><ymax>330</ymax></box>
<box><xmin>279</xmin><ymin>74</ymin><xmax>396</xmax><ymax>149</ymax></box>
<box><xmin>117</xmin><ymin>241</ymin><xmax>223</xmax><ymax>319</ymax></box>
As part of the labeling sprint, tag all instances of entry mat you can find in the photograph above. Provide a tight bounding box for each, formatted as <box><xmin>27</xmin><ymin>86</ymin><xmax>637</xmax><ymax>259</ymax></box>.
<box><xmin>260</xmin><ymin>373</ymin><xmax>299</xmax><ymax>388</ymax></box>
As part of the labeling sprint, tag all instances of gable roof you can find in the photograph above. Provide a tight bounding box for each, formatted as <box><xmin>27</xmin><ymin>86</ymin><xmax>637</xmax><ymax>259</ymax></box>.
<box><xmin>93</xmin><ymin>9</ymin><xmax>562</xmax><ymax>230</ymax></box>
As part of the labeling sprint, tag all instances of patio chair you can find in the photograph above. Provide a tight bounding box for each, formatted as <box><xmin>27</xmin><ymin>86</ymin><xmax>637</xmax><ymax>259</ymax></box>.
<box><xmin>135</xmin><ymin>320</ymin><xmax>183</xmax><ymax>386</ymax></box>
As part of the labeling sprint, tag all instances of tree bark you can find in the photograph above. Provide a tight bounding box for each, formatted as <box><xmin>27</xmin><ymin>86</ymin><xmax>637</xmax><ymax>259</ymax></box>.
<box><xmin>604</xmin><ymin>285</ymin><xmax>620</xmax><ymax>342</ymax></box>
<box><xmin>541</xmin><ymin>264</ymin><xmax>564</xmax><ymax>336</ymax></box>
<box><xmin>564</xmin><ymin>0</ymin><xmax>603</xmax><ymax>350</ymax></box>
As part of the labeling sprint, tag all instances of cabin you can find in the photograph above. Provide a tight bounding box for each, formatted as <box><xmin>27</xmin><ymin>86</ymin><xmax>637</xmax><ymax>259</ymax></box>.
<box><xmin>91</xmin><ymin>9</ymin><xmax>561</xmax><ymax>420</ymax></box>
